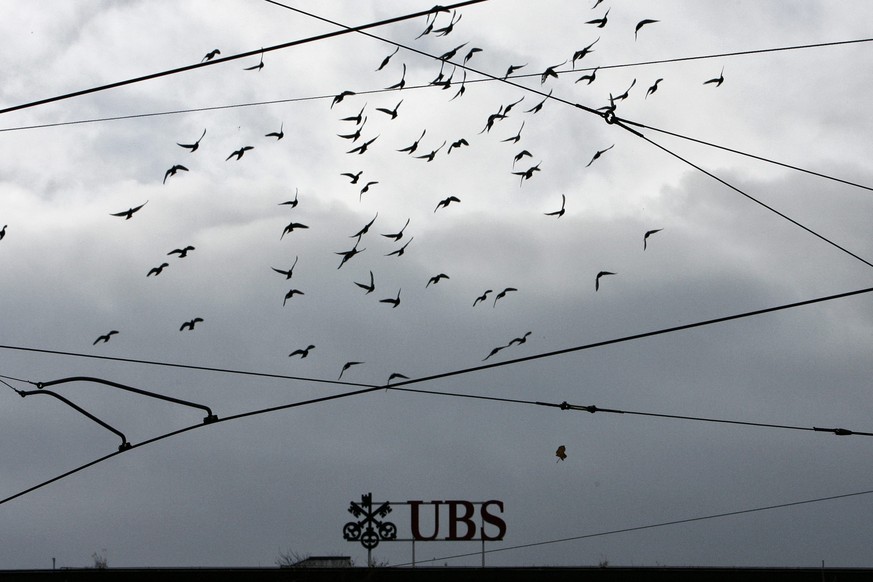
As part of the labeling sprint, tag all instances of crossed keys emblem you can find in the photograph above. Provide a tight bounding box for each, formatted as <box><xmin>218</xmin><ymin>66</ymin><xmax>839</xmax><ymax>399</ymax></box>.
<box><xmin>342</xmin><ymin>492</ymin><xmax>397</xmax><ymax>549</ymax></box>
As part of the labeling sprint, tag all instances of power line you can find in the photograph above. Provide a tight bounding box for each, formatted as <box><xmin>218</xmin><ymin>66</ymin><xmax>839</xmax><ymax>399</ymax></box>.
<box><xmin>3</xmin><ymin>285</ymin><xmax>873</xmax><ymax>397</ymax></box>
<box><xmin>396</xmin><ymin>487</ymin><xmax>873</xmax><ymax>566</ymax></box>
<box><xmin>0</xmin><ymin>0</ymin><xmax>488</xmax><ymax>117</ymax></box>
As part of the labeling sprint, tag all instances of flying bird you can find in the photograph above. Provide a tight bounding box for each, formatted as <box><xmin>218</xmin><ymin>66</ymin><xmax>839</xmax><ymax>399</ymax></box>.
<box><xmin>110</xmin><ymin>201</ymin><xmax>148</xmax><ymax>220</ymax></box>
<box><xmin>346</xmin><ymin>135</ymin><xmax>379</xmax><ymax>155</ymax></box>
<box><xmin>646</xmin><ymin>78</ymin><xmax>663</xmax><ymax>99</ymax></box>
<box><xmin>493</xmin><ymin>287</ymin><xmax>517</xmax><ymax>307</ymax></box>
<box><xmin>179</xmin><ymin>318</ymin><xmax>204</xmax><ymax>331</ymax></box>
<box><xmin>385</xmin><ymin>237</ymin><xmax>413</xmax><ymax>257</ymax></box>
<box><xmin>279</xmin><ymin>188</ymin><xmax>299</xmax><ymax>208</ymax></box>
<box><xmin>502</xmin><ymin>96</ymin><xmax>525</xmax><ymax>116</ymax></box>
<box><xmin>501</xmin><ymin>122</ymin><xmax>524</xmax><ymax>144</ymax></box>
<box><xmin>147</xmin><ymin>263</ymin><xmax>169</xmax><ymax>277</ymax></box>
<box><xmin>508</xmin><ymin>331</ymin><xmax>532</xmax><ymax>346</ymax></box>
<box><xmin>473</xmin><ymin>289</ymin><xmax>493</xmax><ymax>306</ymax></box>
<box><xmin>385</xmin><ymin>63</ymin><xmax>407</xmax><ymax>90</ymax></box>
<box><xmin>271</xmin><ymin>256</ymin><xmax>299</xmax><ymax>279</ymax></box>
<box><xmin>265</xmin><ymin>122</ymin><xmax>284</xmax><ymax>140</ymax></box>
<box><xmin>93</xmin><ymin>330</ymin><xmax>119</xmax><ymax>345</ymax></box>
<box><xmin>168</xmin><ymin>245</ymin><xmax>195</xmax><ymax>258</ymax></box>
<box><xmin>447</xmin><ymin>138</ymin><xmax>469</xmax><ymax>154</ymax></box>
<box><xmin>504</xmin><ymin>63</ymin><xmax>526</xmax><ymax>79</ymax></box>
<box><xmin>513</xmin><ymin>149</ymin><xmax>533</xmax><ymax>167</ymax></box>
<box><xmin>381</xmin><ymin>218</ymin><xmax>410</xmax><ymax>241</ymax></box>
<box><xmin>635</xmin><ymin>19</ymin><xmax>659</xmax><ymax>40</ymax></box>
<box><xmin>337</xmin><ymin>117</ymin><xmax>367</xmax><ymax>142</ymax></box>
<box><xmin>415</xmin><ymin>141</ymin><xmax>446</xmax><ymax>162</ymax></box>
<box><xmin>387</xmin><ymin>372</ymin><xmax>409</xmax><ymax>385</ymax></box>
<box><xmin>544</xmin><ymin>194</ymin><xmax>566</xmax><ymax>217</ymax></box>
<box><xmin>426</xmin><ymin>273</ymin><xmax>450</xmax><ymax>287</ymax></box>
<box><xmin>586</xmin><ymin>144</ymin><xmax>614</xmax><ymax>167</ymax></box>
<box><xmin>283</xmin><ymin>288</ymin><xmax>304</xmax><ymax>306</ymax></box>
<box><xmin>482</xmin><ymin>345</ymin><xmax>505</xmax><ymax>361</ymax></box>
<box><xmin>351</xmin><ymin>213</ymin><xmax>378</xmax><ymax>238</ymax></box>
<box><xmin>586</xmin><ymin>8</ymin><xmax>609</xmax><ymax>28</ymax></box>
<box><xmin>0</xmin><ymin>225</ymin><xmax>5</xmax><ymax>241</ymax></box>
<box><xmin>177</xmin><ymin>129</ymin><xmax>206</xmax><ymax>152</ymax></box>
<box><xmin>595</xmin><ymin>270</ymin><xmax>616</xmax><ymax>291</ymax></box>
<box><xmin>398</xmin><ymin>129</ymin><xmax>426</xmax><ymax>154</ymax></box>
<box><xmin>556</xmin><ymin>445</ymin><xmax>567</xmax><ymax>462</ymax></box>
<box><xmin>281</xmin><ymin>222</ymin><xmax>309</xmax><ymax>240</ymax></box>
<box><xmin>433</xmin><ymin>10</ymin><xmax>462</xmax><ymax>36</ymax></box>
<box><xmin>434</xmin><ymin>196</ymin><xmax>461</xmax><ymax>212</ymax></box>
<box><xmin>450</xmin><ymin>71</ymin><xmax>468</xmax><ymax>100</ymax></box>
<box><xmin>359</xmin><ymin>181</ymin><xmax>379</xmax><ymax>201</ymax></box>
<box><xmin>439</xmin><ymin>42</ymin><xmax>468</xmax><ymax>62</ymax></box>
<box><xmin>376</xmin><ymin>46</ymin><xmax>399</xmax><ymax>71</ymax></box>
<box><xmin>354</xmin><ymin>270</ymin><xmax>375</xmax><ymax>294</ymax></box>
<box><xmin>340</xmin><ymin>104</ymin><xmax>366</xmax><ymax>124</ymax></box>
<box><xmin>341</xmin><ymin>170</ymin><xmax>364</xmax><ymax>184</ymax></box>
<box><xmin>331</xmin><ymin>90</ymin><xmax>356</xmax><ymax>108</ymax></box>
<box><xmin>479</xmin><ymin>107</ymin><xmax>507</xmax><ymax>134</ymax></box>
<box><xmin>201</xmin><ymin>49</ymin><xmax>220</xmax><ymax>62</ymax></box>
<box><xmin>572</xmin><ymin>38</ymin><xmax>599</xmax><ymax>67</ymax></box>
<box><xmin>644</xmin><ymin>228</ymin><xmax>663</xmax><ymax>250</ymax></box>
<box><xmin>289</xmin><ymin>345</ymin><xmax>315</xmax><ymax>358</ymax></box>
<box><xmin>512</xmin><ymin>162</ymin><xmax>541</xmax><ymax>186</ymax></box>
<box><xmin>338</xmin><ymin>361</ymin><xmax>364</xmax><ymax>380</ymax></box>
<box><xmin>613</xmin><ymin>78</ymin><xmax>637</xmax><ymax>101</ymax></box>
<box><xmin>463</xmin><ymin>47</ymin><xmax>482</xmax><ymax>64</ymax></box>
<box><xmin>375</xmin><ymin>100</ymin><xmax>402</xmax><ymax>119</ymax></box>
<box><xmin>525</xmin><ymin>90</ymin><xmax>551</xmax><ymax>114</ymax></box>
<box><xmin>704</xmin><ymin>67</ymin><xmax>725</xmax><ymax>87</ymax></box>
<box><xmin>226</xmin><ymin>146</ymin><xmax>253</xmax><ymax>161</ymax></box>
<box><xmin>336</xmin><ymin>244</ymin><xmax>365</xmax><ymax>269</ymax></box>
<box><xmin>379</xmin><ymin>288</ymin><xmax>401</xmax><ymax>308</ymax></box>
<box><xmin>243</xmin><ymin>50</ymin><xmax>264</xmax><ymax>71</ymax></box>
<box><xmin>575</xmin><ymin>67</ymin><xmax>598</xmax><ymax>85</ymax></box>
<box><xmin>540</xmin><ymin>60</ymin><xmax>567</xmax><ymax>84</ymax></box>
<box><xmin>163</xmin><ymin>165</ymin><xmax>188</xmax><ymax>184</ymax></box>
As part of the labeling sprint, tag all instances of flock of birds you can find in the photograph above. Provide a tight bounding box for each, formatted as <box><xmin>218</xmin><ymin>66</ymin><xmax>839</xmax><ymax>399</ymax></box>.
<box><xmin>4</xmin><ymin>3</ymin><xmax>733</xmax><ymax>401</ymax></box>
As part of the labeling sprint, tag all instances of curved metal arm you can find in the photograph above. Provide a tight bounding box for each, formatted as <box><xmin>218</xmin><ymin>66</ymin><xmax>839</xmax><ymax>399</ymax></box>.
<box><xmin>19</xmin><ymin>389</ymin><xmax>131</xmax><ymax>451</ymax></box>
<box><xmin>37</xmin><ymin>376</ymin><xmax>218</xmax><ymax>424</ymax></box>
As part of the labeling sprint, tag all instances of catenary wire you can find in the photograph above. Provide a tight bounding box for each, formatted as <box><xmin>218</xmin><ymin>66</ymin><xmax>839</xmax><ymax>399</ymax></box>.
<box><xmin>394</xmin><ymin>488</ymin><xmax>873</xmax><ymax>566</ymax></box>
<box><xmin>2</xmin><ymin>286</ymin><xmax>872</xmax><ymax>391</ymax></box>
<box><xmin>0</xmin><ymin>0</ymin><xmax>489</xmax><ymax>117</ymax></box>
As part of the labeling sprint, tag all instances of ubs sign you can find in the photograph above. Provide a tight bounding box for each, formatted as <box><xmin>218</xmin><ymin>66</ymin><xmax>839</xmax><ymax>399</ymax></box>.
<box><xmin>342</xmin><ymin>492</ymin><xmax>506</xmax><ymax>550</ymax></box>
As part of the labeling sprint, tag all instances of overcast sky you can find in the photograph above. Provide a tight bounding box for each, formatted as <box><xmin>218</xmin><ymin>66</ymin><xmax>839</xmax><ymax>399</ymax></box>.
<box><xmin>1</xmin><ymin>0</ymin><xmax>873</xmax><ymax>570</ymax></box>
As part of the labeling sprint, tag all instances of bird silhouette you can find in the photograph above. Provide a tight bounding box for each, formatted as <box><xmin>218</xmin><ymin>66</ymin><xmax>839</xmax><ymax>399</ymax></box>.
<box><xmin>271</xmin><ymin>256</ymin><xmax>299</xmax><ymax>279</ymax></box>
<box><xmin>347</xmin><ymin>135</ymin><xmax>379</xmax><ymax>155</ymax></box>
<box><xmin>646</xmin><ymin>78</ymin><xmax>663</xmax><ymax>98</ymax></box>
<box><xmin>243</xmin><ymin>50</ymin><xmax>264</xmax><ymax>71</ymax></box>
<box><xmin>482</xmin><ymin>345</ymin><xmax>505</xmax><ymax>361</ymax></box>
<box><xmin>508</xmin><ymin>331</ymin><xmax>532</xmax><ymax>346</ymax></box>
<box><xmin>513</xmin><ymin>149</ymin><xmax>533</xmax><ymax>167</ymax></box>
<box><xmin>540</xmin><ymin>60</ymin><xmax>566</xmax><ymax>84</ymax></box>
<box><xmin>331</xmin><ymin>90</ymin><xmax>356</xmax><ymax>108</ymax></box>
<box><xmin>433</xmin><ymin>10</ymin><xmax>461</xmax><ymax>36</ymax></box>
<box><xmin>575</xmin><ymin>67</ymin><xmax>598</xmax><ymax>85</ymax></box>
<box><xmin>415</xmin><ymin>141</ymin><xmax>446</xmax><ymax>162</ymax></box>
<box><xmin>201</xmin><ymin>49</ymin><xmax>220</xmax><ymax>62</ymax></box>
<box><xmin>351</xmin><ymin>213</ymin><xmax>378</xmax><ymax>238</ymax></box>
<box><xmin>340</xmin><ymin>104</ymin><xmax>366</xmax><ymax>124</ymax></box>
<box><xmin>387</xmin><ymin>372</ymin><xmax>409</xmax><ymax>385</ymax></box>
<box><xmin>473</xmin><ymin>290</ymin><xmax>493</xmax><ymax>306</ymax></box>
<box><xmin>503</xmin><ymin>63</ymin><xmax>526</xmax><ymax>79</ymax></box>
<box><xmin>439</xmin><ymin>42</ymin><xmax>468</xmax><ymax>61</ymax></box>
<box><xmin>426</xmin><ymin>273</ymin><xmax>450</xmax><ymax>287</ymax></box>
<box><xmin>595</xmin><ymin>270</ymin><xmax>615</xmax><ymax>291</ymax></box>
<box><xmin>280</xmin><ymin>222</ymin><xmax>309</xmax><ymax>240</ymax></box>
<box><xmin>613</xmin><ymin>78</ymin><xmax>637</xmax><ymax>101</ymax></box>
<box><xmin>434</xmin><ymin>196</ymin><xmax>461</xmax><ymax>212</ymax></box>
<box><xmin>381</xmin><ymin>218</ymin><xmax>410</xmax><ymax>241</ymax></box>
<box><xmin>572</xmin><ymin>38</ymin><xmax>599</xmax><ymax>67</ymax></box>
<box><xmin>168</xmin><ymin>245</ymin><xmax>195</xmax><ymax>258</ymax></box>
<box><xmin>450</xmin><ymin>71</ymin><xmax>468</xmax><ymax>100</ymax></box>
<box><xmin>336</xmin><ymin>244</ymin><xmax>365</xmax><ymax>269</ymax></box>
<box><xmin>512</xmin><ymin>162</ymin><xmax>541</xmax><ymax>186</ymax></box>
<box><xmin>226</xmin><ymin>146</ymin><xmax>253</xmax><ymax>161</ymax></box>
<box><xmin>93</xmin><ymin>330</ymin><xmax>119</xmax><ymax>345</ymax></box>
<box><xmin>556</xmin><ymin>445</ymin><xmax>567</xmax><ymax>462</ymax></box>
<box><xmin>177</xmin><ymin>129</ymin><xmax>206</xmax><ymax>152</ymax></box>
<box><xmin>544</xmin><ymin>194</ymin><xmax>566</xmax><ymax>217</ymax></box>
<box><xmin>586</xmin><ymin>145</ymin><xmax>614</xmax><ymax>167</ymax></box>
<box><xmin>337</xmin><ymin>117</ymin><xmax>367</xmax><ymax>142</ymax></box>
<box><xmin>375</xmin><ymin>100</ymin><xmax>402</xmax><ymax>119</ymax></box>
<box><xmin>493</xmin><ymin>287</ymin><xmax>517</xmax><ymax>307</ymax></box>
<box><xmin>525</xmin><ymin>90</ymin><xmax>551</xmax><ymax>114</ymax></box>
<box><xmin>501</xmin><ymin>122</ymin><xmax>524</xmax><ymax>144</ymax></box>
<box><xmin>180</xmin><ymin>318</ymin><xmax>204</xmax><ymax>331</ymax></box>
<box><xmin>502</xmin><ymin>96</ymin><xmax>525</xmax><ymax>116</ymax></box>
<box><xmin>586</xmin><ymin>8</ymin><xmax>609</xmax><ymax>28</ymax></box>
<box><xmin>163</xmin><ymin>165</ymin><xmax>188</xmax><ymax>184</ymax></box>
<box><xmin>635</xmin><ymin>19</ymin><xmax>659</xmax><ymax>40</ymax></box>
<box><xmin>147</xmin><ymin>263</ymin><xmax>169</xmax><ymax>277</ymax></box>
<box><xmin>447</xmin><ymin>138</ymin><xmax>469</xmax><ymax>154</ymax></box>
<box><xmin>341</xmin><ymin>170</ymin><xmax>364</xmax><ymax>184</ymax></box>
<box><xmin>479</xmin><ymin>107</ymin><xmax>506</xmax><ymax>134</ymax></box>
<box><xmin>354</xmin><ymin>270</ymin><xmax>375</xmax><ymax>294</ymax></box>
<box><xmin>644</xmin><ymin>228</ymin><xmax>663</xmax><ymax>250</ymax></box>
<box><xmin>279</xmin><ymin>188</ymin><xmax>299</xmax><ymax>208</ymax></box>
<box><xmin>265</xmin><ymin>122</ymin><xmax>284</xmax><ymax>140</ymax></box>
<box><xmin>385</xmin><ymin>237</ymin><xmax>413</xmax><ymax>257</ymax></box>
<box><xmin>398</xmin><ymin>129</ymin><xmax>426</xmax><ymax>154</ymax></box>
<box><xmin>283</xmin><ymin>288</ymin><xmax>304</xmax><ymax>306</ymax></box>
<box><xmin>463</xmin><ymin>47</ymin><xmax>482</xmax><ymax>64</ymax></box>
<box><xmin>379</xmin><ymin>288</ymin><xmax>401</xmax><ymax>308</ymax></box>
<box><xmin>385</xmin><ymin>63</ymin><xmax>406</xmax><ymax>90</ymax></box>
<box><xmin>110</xmin><ymin>201</ymin><xmax>148</xmax><ymax>220</ymax></box>
<box><xmin>359</xmin><ymin>181</ymin><xmax>379</xmax><ymax>201</ymax></box>
<box><xmin>704</xmin><ymin>67</ymin><xmax>725</xmax><ymax>87</ymax></box>
<box><xmin>376</xmin><ymin>46</ymin><xmax>399</xmax><ymax>71</ymax></box>
<box><xmin>338</xmin><ymin>361</ymin><xmax>363</xmax><ymax>380</ymax></box>
<box><xmin>0</xmin><ymin>225</ymin><xmax>5</xmax><ymax>241</ymax></box>
<box><xmin>289</xmin><ymin>345</ymin><xmax>315</xmax><ymax>358</ymax></box>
